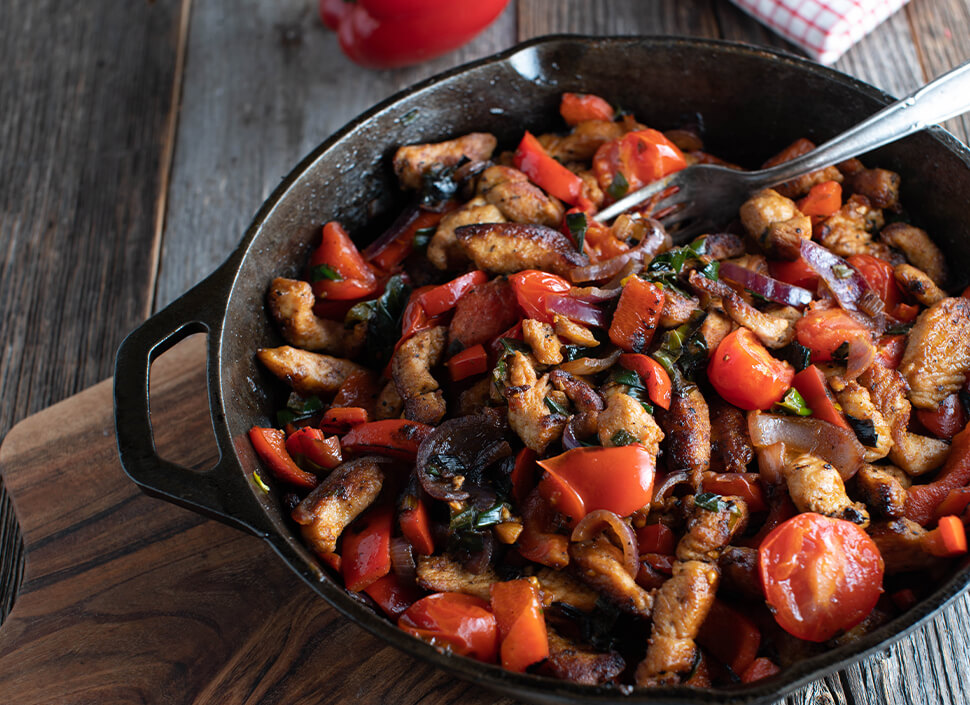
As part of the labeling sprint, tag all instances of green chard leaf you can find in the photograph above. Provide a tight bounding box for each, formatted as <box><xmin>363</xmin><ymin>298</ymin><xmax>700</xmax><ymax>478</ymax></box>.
<box><xmin>310</xmin><ymin>263</ymin><xmax>344</xmax><ymax>282</ymax></box>
<box><xmin>610</xmin><ymin>429</ymin><xmax>639</xmax><ymax>446</ymax></box>
<box><xmin>544</xmin><ymin>396</ymin><xmax>569</xmax><ymax>416</ymax></box>
<box><xmin>774</xmin><ymin>387</ymin><xmax>812</xmax><ymax>416</ymax></box>
<box><xmin>565</xmin><ymin>211</ymin><xmax>588</xmax><ymax>255</ymax></box>
<box><xmin>607</xmin><ymin>171</ymin><xmax>630</xmax><ymax>200</ymax></box>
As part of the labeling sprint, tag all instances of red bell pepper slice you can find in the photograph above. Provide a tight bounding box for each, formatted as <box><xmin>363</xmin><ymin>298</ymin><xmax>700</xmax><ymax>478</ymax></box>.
<box><xmin>510</xmin><ymin>448</ymin><xmax>538</xmax><ymax>504</ymax></box>
<box><xmin>906</xmin><ymin>423</ymin><xmax>970</xmax><ymax>525</ymax></box>
<box><xmin>768</xmin><ymin>256</ymin><xmax>821</xmax><ymax>290</ymax></box>
<box><xmin>636</xmin><ymin>523</ymin><xmax>675</xmax><ymax>555</ymax></box>
<box><xmin>309</xmin><ymin>222</ymin><xmax>379</xmax><ymax>300</ymax></box>
<box><xmin>399</xmin><ymin>492</ymin><xmax>435</xmax><ymax>556</ymax></box>
<box><xmin>792</xmin><ymin>364</ymin><xmax>849</xmax><ymax>430</ymax></box>
<box><xmin>398</xmin><ymin>593</ymin><xmax>499</xmax><ymax>662</ymax></box>
<box><xmin>516</xmin><ymin>489</ymin><xmax>569</xmax><ymax>569</ymax></box>
<box><xmin>921</xmin><ymin>515</ymin><xmax>968</xmax><ymax>557</ymax></box>
<box><xmin>324</xmin><ymin>0</ymin><xmax>511</xmax><ymax>70</ymax></box>
<box><xmin>559</xmin><ymin>92</ymin><xmax>614</xmax><ymax>125</ymax></box>
<box><xmin>248</xmin><ymin>427</ymin><xmax>319</xmax><ymax>490</ymax></box>
<box><xmin>537</xmin><ymin>445</ymin><xmax>656</xmax><ymax>524</ymax></box>
<box><xmin>417</xmin><ymin>270</ymin><xmax>489</xmax><ymax>317</ymax></box>
<box><xmin>513</xmin><ymin>131</ymin><xmax>590</xmax><ymax>208</ymax></box>
<box><xmin>446</xmin><ymin>343</ymin><xmax>489</xmax><ymax>382</ymax></box>
<box><xmin>696</xmin><ymin>599</ymin><xmax>762</xmax><ymax>676</ymax></box>
<box><xmin>608</xmin><ymin>278</ymin><xmax>664</xmax><ymax>353</ymax></box>
<box><xmin>363</xmin><ymin>572</ymin><xmax>423</xmax><ymax>619</ymax></box>
<box><xmin>341</xmin><ymin>419</ymin><xmax>433</xmax><ymax>461</ymax></box>
<box><xmin>489</xmin><ymin>579</ymin><xmax>549</xmax><ymax>673</ymax></box>
<box><xmin>318</xmin><ymin>406</ymin><xmax>369</xmax><ymax>434</ymax></box>
<box><xmin>936</xmin><ymin>487</ymin><xmax>970</xmax><ymax>522</ymax></box>
<box><xmin>365</xmin><ymin>208</ymin><xmax>446</xmax><ymax>272</ymax></box>
<box><xmin>284</xmin><ymin>427</ymin><xmax>342</xmax><ymax>471</ymax></box>
<box><xmin>341</xmin><ymin>503</ymin><xmax>393</xmax><ymax>592</ymax></box>
<box><xmin>740</xmin><ymin>657</ymin><xmax>781</xmax><ymax>684</ymax></box>
<box><xmin>916</xmin><ymin>393</ymin><xmax>968</xmax><ymax>440</ymax></box>
<box><xmin>701</xmin><ymin>472</ymin><xmax>768</xmax><ymax>513</ymax></box>
<box><xmin>875</xmin><ymin>334</ymin><xmax>906</xmax><ymax>369</ymax></box>
<box><xmin>618</xmin><ymin>353</ymin><xmax>672</xmax><ymax>410</ymax></box>
<box><xmin>509</xmin><ymin>270</ymin><xmax>571</xmax><ymax>324</ymax></box>
<box><xmin>797</xmin><ymin>180</ymin><xmax>842</xmax><ymax>225</ymax></box>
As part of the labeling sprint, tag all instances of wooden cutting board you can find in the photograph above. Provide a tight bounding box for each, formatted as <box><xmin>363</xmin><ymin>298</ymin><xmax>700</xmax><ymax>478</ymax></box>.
<box><xmin>0</xmin><ymin>336</ymin><xmax>513</xmax><ymax>705</ymax></box>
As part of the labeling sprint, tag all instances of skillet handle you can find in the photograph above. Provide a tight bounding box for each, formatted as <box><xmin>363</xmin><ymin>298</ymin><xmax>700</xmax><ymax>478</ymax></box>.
<box><xmin>113</xmin><ymin>265</ymin><xmax>271</xmax><ymax>538</ymax></box>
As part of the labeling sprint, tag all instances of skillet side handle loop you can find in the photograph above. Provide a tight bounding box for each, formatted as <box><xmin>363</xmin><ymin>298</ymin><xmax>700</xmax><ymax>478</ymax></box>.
<box><xmin>113</xmin><ymin>275</ymin><xmax>270</xmax><ymax>538</ymax></box>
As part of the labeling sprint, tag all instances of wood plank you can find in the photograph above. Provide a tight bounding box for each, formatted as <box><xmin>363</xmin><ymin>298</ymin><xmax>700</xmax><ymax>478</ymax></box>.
<box><xmin>154</xmin><ymin>0</ymin><xmax>517</xmax><ymax>309</ymax></box>
<box><xmin>905</xmin><ymin>0</ymin><xmax>970</xmax><ymax>143</ymax></box>
<box><xmin>0</xmin><ymin>0</ymin><xmax>188</xmax><ymax>622</ymax></box>
<box><xmin>517</xmin><ymin>0</ymin><xmax>720</xmax><ymax>38</ymax></box>
<box><xmin>0</xmin><ymin>337</ymin><xmax>514</xmax><ymax>705</ymax></box>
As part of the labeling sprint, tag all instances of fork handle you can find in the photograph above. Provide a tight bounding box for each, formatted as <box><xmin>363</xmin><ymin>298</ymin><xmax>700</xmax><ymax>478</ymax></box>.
<box><xmin>755</xmin><ymin>59</ymin><xmax>970</xmax><ymax>187</ymax></box>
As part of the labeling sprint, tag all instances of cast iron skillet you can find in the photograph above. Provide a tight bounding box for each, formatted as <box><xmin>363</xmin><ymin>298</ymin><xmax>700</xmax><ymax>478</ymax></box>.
<box><xmin>114</xmin><ymin>35</ymin><xmax>970</xmax><ymax>704</ymax></box>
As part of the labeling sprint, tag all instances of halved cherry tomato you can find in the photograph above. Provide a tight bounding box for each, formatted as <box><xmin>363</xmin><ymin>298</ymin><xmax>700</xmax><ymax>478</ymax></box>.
<box><xmin>794</xmin><ymin>307</ymin><xmax>871</xmax><ymax>362</ymax></box>
<box><xmin>560</xmin><ymin>92</ymin><xmax>614</xmax><ymax>125</ymax></box>
<box><xmin>759</xmin><ymin>512</ymin><xmax>884</xmax><ymax>642</ymax></box>
<box><xmin>636</xmin><ymin>523</ymin><xmax>675</xmax><ymax>555</ymax></box>
<box><xmin>916</xmin><ymin>393</ymin><xmax>968</xmax><ymax>440</ymax></box>
<box><xmin>797</xmin><ymin>180</ymin><xmax>842</xmax><ymax>224</ymax></box>
<box><xmin>701</xmin><ymin>472</ymin><xmax>767</xmax><ymax>513</ymax></box>
<box><xmin>284</xmin><ymin>427</ymin><xmax>342</xmax><ymax>470</ymax></box>
<box><xmin>708</xmin><ymin>328</ymin><xmax>794</xmax><ymax>411</ymax></box>
<box><xmin>593</xmin><ymin>129</ymin><xmax>687</xmax><ymax>199</ymax></box>
<box><xmin>248</xmin><ymin>427</ymin><xmax>319</xmax><ymax>490</ymax></box>
<box><xmin>363</xmin><ymin>572</ymin><xmax>423</xmax><ymax>619</ymax></box>
<box><xmin>446</xmin><ymin>344</ymin><xmax>489</xmax><ymax>382</ymax></box>
<box><xmin>341</xmin><ymin>503</ymin><xmax>393</xmax><ymax>592</ymax></box>
<box><xmin>619</xmin><ymin>352</ymin><xmax>672</xmax><ymax>409</ymax></box>
<box><xmin>537</xmin><ymin>445</ymin><xmax>656</xmax><ymax>523</ymax></box>
<box><xmin>309</xmin><ymin>222</ymin><xmax>379</xmax><ymax>300</ymax></box>
<box><xmin>875</xmin><ymin>334</ymin><xmax>906</xmax><ymax>369</ymax></box>
<box><xmin>768</xmin><ymin>256</ymin><xmax>820</xmax><ymax>290</ymax></box>
<box><xmin>318</xmin><ymin>406</ymin><xmax>369</xmax><ymax>434</ymax></box>
<box><xmin>398</xmin><ymin>593</ymin><xmax>499</xmax><ymax>662</ymax></box>
<box><xmin>513</xmin><ymin>131</ymin><xmax>589</xmax><ymax>208</ymax></box>
<box><xmin>509</xmin><ymin>270</ymin><xmax>572</xmax><ymax>324</ymax></box>
<box><xmin>791</xmin><ymin>364</ymin><xmax>849</xmax><ymax>430</ymax></box>
<box><xmin>489</xmin><ymin>580</ymin><xmax>549</xmax><ymax>672</ymax></box>
<box><xmin>417</xmin><ymin>270</ymin><xmax>489</xmax><ymax>317</ymax></box>
<box><xmin>609</xmin><ymin>278</ymin><xmax>664</xmax><ymax>353</ymax></box>
<box><xmin>340</xmin><ymin>419</ymin><xmax>433</xmax><ymax>461</ymax></box>
<box><xmin>848</xmin><ymin>254</ymin><xmax>905</xmax><ymax>314</ymax></box>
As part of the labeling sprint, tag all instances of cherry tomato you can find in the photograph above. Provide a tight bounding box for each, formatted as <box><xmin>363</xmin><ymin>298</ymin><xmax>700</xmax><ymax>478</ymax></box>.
<box><xmin>593</xmin><ymin>129</ymin><xmax>686</xmax><ymax>198</ymax></box>
<box><xmin>537</xmin><ymin>445</ymin><xmax>656</xmax><ymax>523</ymax></box>
<box><xmin>759</xmin><ymin>513</ymin><xmax>884</xmax><ymax>642</ymax></box>
<box><xmin>509</xmin><ymin>270</ymin><xmax>571</xmax><ymax>323</ymax></box>
<box><xmin>559</xmin><ymin>92</ymin><xmax>614</xmax><ymax>125</ymax></box>
<box><xmin>794</xmin><ymin>307</ymin><xmax>871</xmax><ymax>362</ymax></box>
<box><xmin>916</xmin><ymin>393</ymin><xmax>968</xmax><ymax>440</ymax></box>
<box><xmin>768</xmin><ymin>257</ymin><xmax>820</xmax><ymax>290</ymax></box>
<box><xmin>398</xmin><ymin>593</ymin><xmax>499</xmax><ymax>662</ymax></box>
<box><xmin>708</xmin><ymin>328</ymin><xmax>794</xmax><ymax>410</ymax></box>
<box><xmin>309</xmin><ymin>222</ymin><xmax>379</xmax><ymax>300</ymax></box>
<box><xmin>847</xmin><ymin>254</ymin><xmax>904</xmax><ymax>312</ymax></box>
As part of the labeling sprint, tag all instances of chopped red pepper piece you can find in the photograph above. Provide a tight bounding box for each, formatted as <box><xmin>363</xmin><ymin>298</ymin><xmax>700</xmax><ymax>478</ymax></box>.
<box><xmin>363</xmin><ymin>572</ymin><xmax>423</xmax><ymax>619</ymax></box>
<box><xmin>513</xmin><ymin>131</ymin><xmax>590</xmax><ymax>208</ymax></box>
<box><xmin>509</xmin><ymin>270</ymin><xmax>572</xmax><ymax>324</ymax></box>
<box><xmin>593</xmin><ymin>129</ymin><xmax>686</xmax><ymax>199</ymax></box>
<box><xmin>921</xmin><ymin>515</ymin><xmax>968</xmax><ymax>557</ymax></box>
<box><xmin>417</xmin><ymin>270</ymin><xmax>489</xmax><ymax>317</ymax></box>
<box><xmin>916</xmin><ymin>393</ymin><xmax>968</xmax><ymax>441</ymax></box>
<box><xmin>318</xmin><ymin>406</ymin><xmax>369</xmax><ymax>434</ymax></box>
<box><xmin>701</xmin><ymin>472</ymin><xmax>768</xmax><ymax>513</ymax></box>
<box><xmin>309</xmin><ymin>222</ymin><xmax>379</xmax><ymax>300</ymax></box>
<box><xmin>341</xmin><ymin>503</ymin><xmax>393</xmax><ymax>592</ymax></box>
<box><xmin>797</xmin><ymin>180</ymin><xmax>842</xmax><ymax>225</ymax></box>
<box><xmin>935</xmin><ymin>487</ymin><xmax>970</xmax><ymax>522</ymax></box>
<box><xmin>341</xmin><ymin>419</ymin><xmax>433</xmax><ymax>461</ymax></box>
<box><xmin>510</xmin><ymin>448</ymin><xmax>538</xmax><ymax>504</ymax></box>
<box><xmin>905</xmin><ymin>423</ymin><xmax>970</xmax><ymax>525</ymax></box>
<box><xmin>635</xmin><ymin>523</ymin><xmax>675</xmax><ymax>555</ymax></box>
<box><xmin>489</xmin><ymin>579</ymin><xmax>549</xmax><ymax>672</ymax></box>
<box><xmin>768</xmin><ymin>256</ymin><xmax>821</xmax><ymax>290</ymax></box>
<box><xmin>875</xmin><ymin>334</ymin><xmax>906</xmax><ymax>369</ymax></box>
<box><xmin>365</xmin><ymin>208</ymin><xmax>446</xmax><ymax>272</ymax></box>
<box><xmin>398</xmin><ymin>593</ymin><xmax>499</xmax><ymax>662</ymax></box>
<box><xmin>792</xmin><ymin>364</ymin><xmax>849</xmax><ymax>429</ymax></box>
<box><xmin>284</xmin><ymin>427</ymin><xmax>342</xmax><ymax>471</ymax></box>
<box><xmin>740</xmin><ymin>657</ymin><xmax>781</xmax><ymax>684</ymax></box>
<box><xmin>399</xmin><ymin>492</ymin><xmax>435</xmax><ymax>556</ymax></box>
<box><xmin>608</xmin><ymin>278</ymin><xmax>664</xmax><ymax>353</ymax></box>
<box><xmin>618</xmin><ymin>353</ymin><xmax>672</xmax><ymax>409</ymax></box>
<box><xmin>248</xmin><ymin>427</ymin><xmax>319</xmax><ymax>490</ymax></box>
<box><xmin>446</xmin><ymin>343</ymin><xmax>489</xmax><ymax>382</ymax></box>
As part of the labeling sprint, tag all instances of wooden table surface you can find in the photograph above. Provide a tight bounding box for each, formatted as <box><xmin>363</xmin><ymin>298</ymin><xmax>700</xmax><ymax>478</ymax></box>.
<box><xmin>2</xmin><ymin>1</ymin><xmax>970</xmax><ymax>703</ymax></box>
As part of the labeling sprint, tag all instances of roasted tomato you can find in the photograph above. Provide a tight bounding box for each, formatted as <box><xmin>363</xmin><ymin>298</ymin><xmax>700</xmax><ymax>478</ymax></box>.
<box><xmin>593</xmin><ymin>129</ymin><xmax>686</xmax><ymax>199</ymax></box>
<box><xmin>398</xmin><ymin>593</ymin><xmax>499</xmax><ymax>662</ymax></box>
<box><xmin>509</xmin><ymin>269</ymin><xmax>572</xmax><ymax>323</ymax></box>
<box><xmin>759</xmin><ymin>513</ymin><xmax>884</xmax><ymax>642</ymax></box>
<box><xmin>708</xmin><ymin>328</ymin><xmax>794</xmax><ymax>410</ymax></box>
<box><xmin>794</xmin><ymin>308</ymin><xmax>871</xmax><ymax>362</ymax></box>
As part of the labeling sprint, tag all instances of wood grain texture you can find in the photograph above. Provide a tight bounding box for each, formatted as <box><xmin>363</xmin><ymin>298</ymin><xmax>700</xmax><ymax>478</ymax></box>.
<box><xmin>0</xmin><ymin>337</ymin><xmax>514</xmax><ymax>705</ymax></box>
<box><xmin>0</xmin><ymin>0</ymin><xmax>188</xmax><ymax>622</ymax></box>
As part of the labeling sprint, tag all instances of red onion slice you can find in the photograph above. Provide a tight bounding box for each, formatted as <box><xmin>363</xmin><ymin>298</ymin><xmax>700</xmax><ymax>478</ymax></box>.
<box><xmin>362</xmin><ymin>205</ymin><xmax>420</xmax><ymax>261</ymax></box>
<box><xmin>390</xmin><ymin>536</ymin><xmax>416</xmax><ymax>582</ymax></box>
<box><xmin>652</xmin><ymin>471</ymin><xmax>690</xmax><ymax>502</ymax></box>
<box><xmin>569</xmin><ymin>285</ymin><xmax>623</xmax><ymax>303</ymax></box>
<box><xmin>570</xmin><ymin>218</ymin><xmax>670</xmax><ymax>283</ymax></box>
<box><xmin>719</xmin><ymin>261</ymin><xmax>812</xmax><ymax>307</ymax></box>
<box><xmin>562</xmin><ymin>421</ymin><xmax>583</xmax><ymax>450</ymax></box>
<box><xmin>747</xmin><ymin>410</ymin><xmax>865</xmax><ymax>480</ymax></box>
<box><xmin>571</xmin><ymin>509</ymin><xmax>640</xmax><ymax>578</ymax></box>
<box><xmin>545</xmin><ymin>295</ymin><xmax>608</xmax><ymax>327</ymax></box>
<box><xmin>756</xmin><ymin>442</ymin><xmax>787</xmax><ymax>486</ymax></box>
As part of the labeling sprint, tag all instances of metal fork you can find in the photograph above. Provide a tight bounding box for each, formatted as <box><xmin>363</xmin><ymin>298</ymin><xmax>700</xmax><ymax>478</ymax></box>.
<box><xmin>594</xmin><ymin>59</ymin><xmax>970</xmax><ymax>241</ymax></box>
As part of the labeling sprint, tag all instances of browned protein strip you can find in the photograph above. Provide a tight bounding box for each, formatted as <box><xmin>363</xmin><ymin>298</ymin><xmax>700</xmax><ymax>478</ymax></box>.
<box><xmin>391</xmin><ymin>325</ymin><xmax>448</xmax><ymax>424</ymax></box>
<box><xmin>708</xmin><ymin>397</ymin><xmax>753</xmax><ymax>473</ymax></box>
<box><xmin>659</xmin><ymin>387</ymin><xmax>711</xmax><ymax>489</ymax></box>
<box><xmin>256</xmin><ymin>346</ymin><xmax>367</xmax><ymax>396</ymax></box>
<box><xmin>540</xmin><ymin>627</ymin><xmax>626</xmax><ymax>685</ymax></box>
<box><xmin>898</xmin><ymin>297</ymin><xmax>970</xmax><ymax>410</ymax></box>
<box><xmin>456</xmin><ymin>222</ymin><xmax>589</xmax><ymax>278</ymax></box>
<box><xmin>393</xmin><ymin>132</ymin><xmax>497</xmax><ymax>189</ymax></box>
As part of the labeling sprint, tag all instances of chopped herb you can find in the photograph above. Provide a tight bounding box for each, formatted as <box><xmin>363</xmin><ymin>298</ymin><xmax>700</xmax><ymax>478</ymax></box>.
<box><xmin>774</xmin><ymin>387</ymin><xmax>812</xmax><ymax>416</ymax></box>
<box><xmin>499</xmin><ymin>337</ymin><xmax>532</xmax><ymax>356</ymax></box>
<box><xmin>694</xmin><ymin>492</ymin><xmax>727</xmax><ymax>512</ymax></box>
<box><xmin>420</xmin><ymin>159</ymin><xmax>467</xmax><ymax>207</ymax></box>
<box><xmin>845</xmin><ymin>413</ymin><xmax>879</xmax><ymax>447</ymax></box>
<box><xmin>832</xmin><ymin>264</ymin><xmax>854</xmax><ymax>279</ymax></box>
<box><xmin>412</xmin><ymin>226</ymin><xmax>436</xmax><ymax>251</ymax></box>
<box><xmin>611</xmin><ymin>367</ymin><xmax>644</xmax><ymax>389</ymax></box>
<box><xmin>607</xmin><ymin>170</ymin><xmax>629</xmax><ymax>200</ymax></box>
<box><xmin>544</xmin><ymin>396</ymin><xmax>569</xmax><ymax>416</ymax></box>
<box><xmin>640</xmin><ymin>400</ymin><xmax>655</xmax><ymax>415</ymax></box>
<box><xmin>642</xmin><ymin>237</ymin><xmax>709</xmax><ymax>290</ymax></box>
<box><xmin>610</xmin><ymin>429</ymin><xmax>639</xmax><ymax>446</ymax></box>
<box><xmin>789</xmin><ymin>341</ymin><xmax>812</xmax><ymax>372</ymax></box>
<box><xmin>449</xmin><ymin>500</ymin><xmax>510</xmax><ymax>552</ymax></box>
<box><xmin>565</xmin><ymin>211</ymin><xmax>588</xmax><ymax>255</ymax></box>
<box><xmin>562</xmin><ymin>345</ymin><xmax>591</xmax><ymax>361</ymax></box>
<box><xmin>275</xmin><ymin>393</ymin><xmax>324</xmax><ymax>427</ymax></box>
<box><xmin>700</xmin><ymin>259</ymin><xmax>720</xmax><ymax>281</ymax></box>
<box><xmin>747</xmin><ymin>288</ymin><xmax>771</xmax><ymax>303</ymax></box>
<box><xmin>650</xmin><ymin>310</ymin><xmax>707</xmax><ymax>390</ymax></box>
<box><xmin>310</xmin><ymin>263</ymin><xmax>343</xmax><ymax>282</ymax></box>
<box><xmin>885</xmin><ymin>320</ymin><xmax>915</xmax><ymax>335</ymax></box>
<box><xmin>252</xmin><ymin>471</ymin><xmax>271</xmax><ymax>493</ymax></box>
<box><xmin>352</xmin><ymin>275</ymin><xmax>411</xmax><ymax>368</ymax></box>
<box><xmin>832</xmin><ymin>340</ymin><xmax>850</xmax><ymax>362</ymax></box>
<box><xmin>473</xmin><ymin>501</ymin><xmax>510</xmax><ymax>529</ymax></box>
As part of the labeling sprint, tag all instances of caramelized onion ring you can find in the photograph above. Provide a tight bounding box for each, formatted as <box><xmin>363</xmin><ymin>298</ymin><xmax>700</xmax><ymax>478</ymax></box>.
<box><xmin>571</xmin><ymin>509</ymin><xmax>639</xmax><ymax>578</ymax></box>
<box><xmin>557</xmin><ymin>348</ymin><xmax>622</xmax><ymax>376</ymax></box>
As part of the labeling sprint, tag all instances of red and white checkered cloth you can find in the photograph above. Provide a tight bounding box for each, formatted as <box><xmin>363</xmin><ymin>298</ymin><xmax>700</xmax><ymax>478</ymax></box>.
<box><xmin>729</xmin><ymin>0</ymin><xmax>911</xmax><ymax>64</ymax></box>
